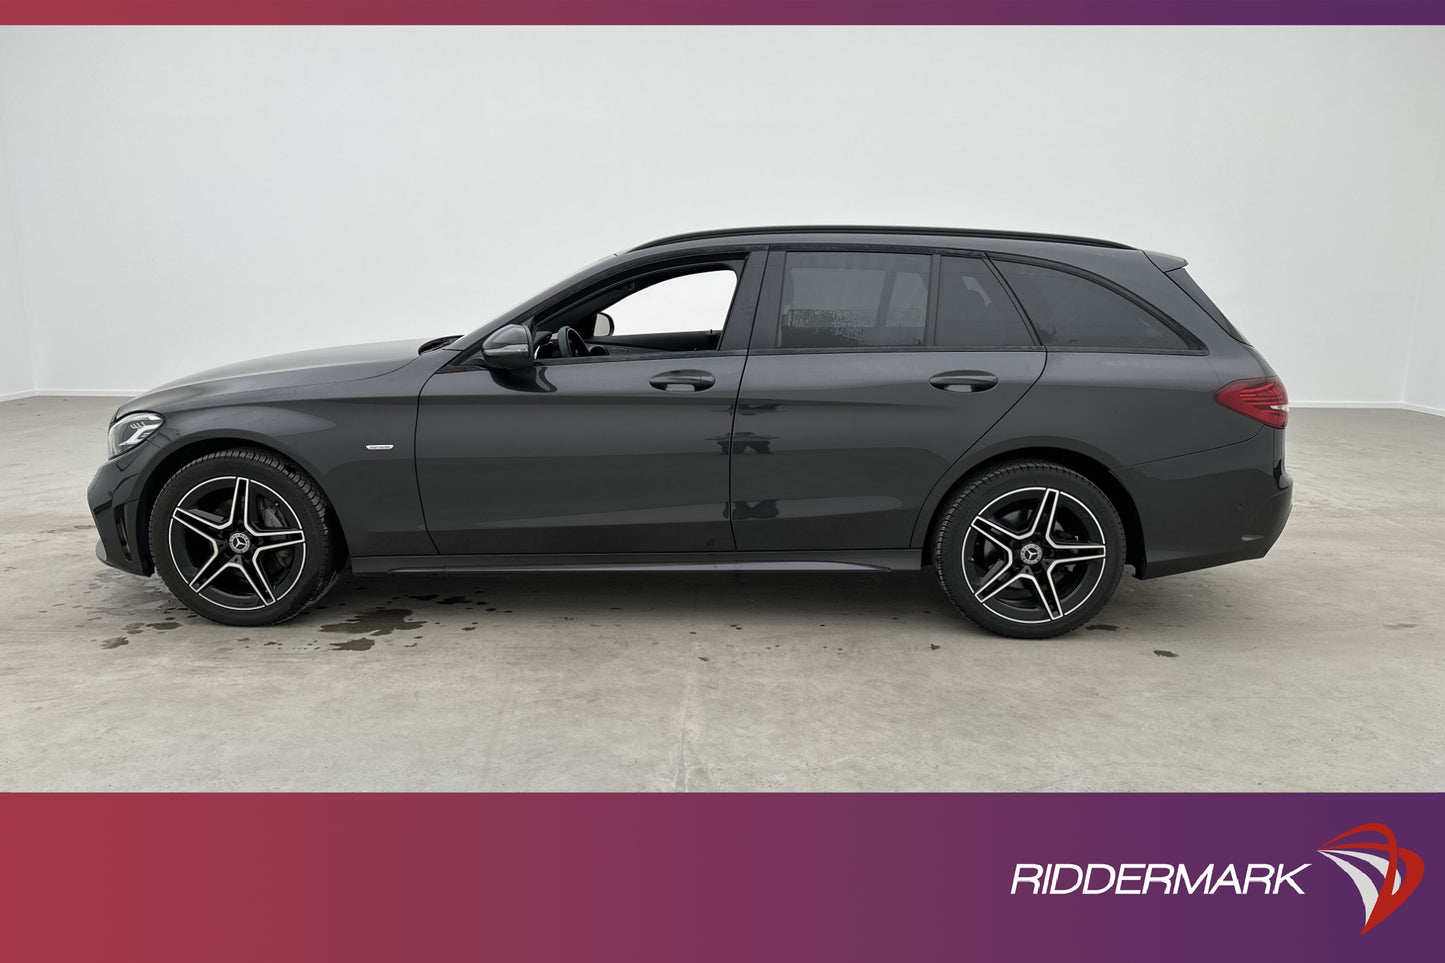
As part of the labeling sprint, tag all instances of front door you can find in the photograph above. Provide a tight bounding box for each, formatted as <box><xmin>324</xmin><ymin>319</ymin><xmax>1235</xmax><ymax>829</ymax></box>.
<box><xmin>416</xmin><ymin>252</ymin><xmax>763</xmax><ymax>556</ymax></box>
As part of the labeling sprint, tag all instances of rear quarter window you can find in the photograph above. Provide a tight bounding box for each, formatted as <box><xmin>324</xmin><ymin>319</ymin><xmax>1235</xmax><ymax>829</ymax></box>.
<box><xmin>1167</xmin><ymin>267</ymin><xmax>1249</xmax><ymax>344</ymax></box>
<box><xmin>994</xmin><ymin>260</ymin><xmax>1189</xmax><ymax>351</ymax></box>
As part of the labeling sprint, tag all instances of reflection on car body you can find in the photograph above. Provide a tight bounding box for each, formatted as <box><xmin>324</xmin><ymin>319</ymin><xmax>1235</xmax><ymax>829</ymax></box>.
<box><xmin>89</xmin><ymin>226</ymin><xmax>1290</xmax><ymax>638</ymax></box>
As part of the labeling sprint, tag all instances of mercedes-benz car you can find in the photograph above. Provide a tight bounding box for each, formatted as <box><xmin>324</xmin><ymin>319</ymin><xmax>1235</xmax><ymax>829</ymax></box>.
<box><xmin>89</xmin><ymin>226</ymin><xmax>1291</xmax><ymax>639</ymax></box>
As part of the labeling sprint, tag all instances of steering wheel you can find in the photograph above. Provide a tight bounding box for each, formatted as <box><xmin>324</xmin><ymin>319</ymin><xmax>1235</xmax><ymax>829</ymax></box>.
<box><xmin>554</xmin><ymin>325</ymin><xmax>589</xmax><ymax>359</ymax></box>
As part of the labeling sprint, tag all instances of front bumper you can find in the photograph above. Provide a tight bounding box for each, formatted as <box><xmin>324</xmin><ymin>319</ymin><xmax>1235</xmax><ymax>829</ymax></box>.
<box><xmin>1115</xmin><ymin>426</ymin><xmax>1292</xmax><ymax>580</ymax></box>
<box><xmin>88</xmin><ymin>444</ymin><xmax>162</xmax><ymax>577</ymax></box>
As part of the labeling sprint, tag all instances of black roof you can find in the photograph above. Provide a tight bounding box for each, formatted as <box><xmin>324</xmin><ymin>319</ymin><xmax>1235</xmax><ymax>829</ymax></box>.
<box><xmin>631</xmin><ymin>225</ymin><xmax>1134</xmax><ymax>252</ymax></box>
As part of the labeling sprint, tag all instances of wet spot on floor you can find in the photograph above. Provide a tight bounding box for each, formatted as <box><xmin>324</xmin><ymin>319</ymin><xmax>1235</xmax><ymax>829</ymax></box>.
<box><xmin>147</xmin><ymin>622</ymin><xmax>180</xmax><ymax>631</ymax></box>
<box><xmin>1385</xmin><ymin>622</ymin><xmax>1417</xmax><ymax>629</ymax></box>
<box><xmin>319</xmin><ymin>608</ymin><xmax>425</xmax><ymax>637</ymax></box>
<box><xmin>1153</xmin><ymin>649</ymin><xmax>1178</xmax><ymax>658</ymax></box>
<box><xmin>930</xmin><ymin>644</ymin><xmax>941</xmax><ymax>651</ymax></box>
<box><xmin>410</xmin><ymin>594</ymin><xmax>439</xmax><ymax>601</ymax></box>
<box><xmin>698</xmin><ymin>656</ymin><xmax>710</xmax><ymax>661</ymax></box>
<box><xmin>100</xmin><ymin>636</ymin><xmax>128</xmax><ymax>649</ymax></box>
<box><xmin>438</xmin><ymin>596</ymin><xmax>470</xmax><ymax>605</ymax></box>
<box><xmin>462</xmin><ymin>626</ymin><xmax>475</xmax><ymax>632</ymax></box>
<box><xmin>330</xmin><ymin>638</ymin><xmax>374</xmax><ymax>651</ymax></box>
<box><xmin>1086</xmin><ymin>624</ymin><xmax>1119</xmax><ymax>632</ymax></box>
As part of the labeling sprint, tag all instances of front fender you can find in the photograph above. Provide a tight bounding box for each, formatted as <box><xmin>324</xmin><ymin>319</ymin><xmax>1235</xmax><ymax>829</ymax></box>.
<box><xmin>127</xmin><ymin>396</ymin><xmax>434</xmax><ymax>562</ymax></box>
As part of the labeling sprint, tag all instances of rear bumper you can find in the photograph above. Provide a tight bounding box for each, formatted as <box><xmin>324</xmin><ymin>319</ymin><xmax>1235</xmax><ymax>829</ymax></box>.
<box><xmin>1115</xmin><ymin>427</ymin><xmax>1291</xmax><ymax>580</ymax></box>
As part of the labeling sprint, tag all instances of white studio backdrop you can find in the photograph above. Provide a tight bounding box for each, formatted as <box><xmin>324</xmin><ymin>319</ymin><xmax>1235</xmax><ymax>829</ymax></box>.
<box><xmin>0</xmin><ymin>26</ymin><xmax>1442</xmax><ymax>409</ymax></box>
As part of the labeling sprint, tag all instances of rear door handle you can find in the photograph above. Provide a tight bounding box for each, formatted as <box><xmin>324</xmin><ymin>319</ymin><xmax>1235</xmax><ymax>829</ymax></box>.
<box><xmin>929</xmin><ymin>371</ymin><xmax>998</xmax><ymax>392</ymax></box>
<box><xmin>649</xmin><ymin>370</ymin><xmax>716</xmax><ymax>392</ymax></box>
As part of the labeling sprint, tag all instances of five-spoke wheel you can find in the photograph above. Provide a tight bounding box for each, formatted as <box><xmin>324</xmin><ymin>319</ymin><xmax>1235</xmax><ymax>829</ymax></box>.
<box><xmin>149</xmin><ymin>448</ymin><xmax>340</xmax><ymax>626</ymax></box>
<box><xmin>168</xmin><ymin>476</ymin><xmax>308</xmax><ymax>611</ymax></box>
<box><xmin>935</xmin><ymin>461</ymin><xmax>1125</xmax><ymax>638</ymax></box>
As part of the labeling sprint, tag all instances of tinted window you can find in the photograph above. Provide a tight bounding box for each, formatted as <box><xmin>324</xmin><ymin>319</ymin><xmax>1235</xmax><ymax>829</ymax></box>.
<box><xmin>995</xmin><ymin>260</ymin><xmax>1188</xmax><ymax>351</ymax></box>
<box><xmin>1168</xmin><ymin>267</ymin><xmax>1247</xmax><ymax>344</ymax></box>
<box><xmin>780</xmin><ymin>252</ymin><xmax>930</xmax><ymax>349</ymax></box>
<box><xmin>935</xmin><ymin>256</ymin><xmax>1034</xmax><ymax>347</ymax></box>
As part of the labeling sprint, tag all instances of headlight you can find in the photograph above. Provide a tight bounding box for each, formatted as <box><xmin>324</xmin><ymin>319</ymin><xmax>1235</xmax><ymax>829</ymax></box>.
<box><xmin>108</xmin><ymin>412</ymin><xmax>164</xmax><ymax>459</ymax></box>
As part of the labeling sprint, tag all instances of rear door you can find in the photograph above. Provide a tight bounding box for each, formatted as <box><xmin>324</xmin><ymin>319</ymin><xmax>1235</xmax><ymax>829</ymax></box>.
<box><xmin>730</xmin><ymin>250</ymin><xmax>1044</xmax><ymax>551</ymax></box>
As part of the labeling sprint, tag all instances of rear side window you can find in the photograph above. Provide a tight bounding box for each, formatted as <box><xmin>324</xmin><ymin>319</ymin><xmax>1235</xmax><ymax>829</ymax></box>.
<box><xmin>935</xmin><ymin>256</ymin><xmax>1035</xmax><ymax>347</ymax></box>
<box><xmin>1168</xmin><ymin>267</ymin><xmax>1248</xmax><ymax>343</ymax></box>
<box><xmin>994</xmin><ymin>260</ymin><xmax>1189</xmax><ymax>351</ymax></box>
<box><xmin>779</xmin><ymin>252</ymin><xmax>930</xmax><ymax>348</ymax></box>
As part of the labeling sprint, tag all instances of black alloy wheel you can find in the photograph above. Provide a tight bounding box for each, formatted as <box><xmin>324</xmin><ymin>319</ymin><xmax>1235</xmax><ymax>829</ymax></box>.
<box><xmin>934</xmin><ymin>461</ymin><xmax>1126</xmax><ymax>639</ymax></box>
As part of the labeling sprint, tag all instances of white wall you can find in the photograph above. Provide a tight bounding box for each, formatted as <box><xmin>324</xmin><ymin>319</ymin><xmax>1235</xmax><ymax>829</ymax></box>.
<box><xmin>0</xmin><ymin>96</ymin><xmax>33</xmax><ymax>400</ymax></box>
<box><xmin>0</xmin><ymin>26</ymin><xmax>1442</xmax><ymax>404</ymax></box>
<box><xmin>1403</xmin><ymin>144</ymin><xmax>1445</xmax><ymax>415</ymax></box>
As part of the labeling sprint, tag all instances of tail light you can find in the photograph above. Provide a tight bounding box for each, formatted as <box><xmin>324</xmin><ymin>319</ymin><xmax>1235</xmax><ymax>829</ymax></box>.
<box><xmin>1215</xmin><ymin>377</ymin><xmax>1288</xmax><ymax>428</ymax></box>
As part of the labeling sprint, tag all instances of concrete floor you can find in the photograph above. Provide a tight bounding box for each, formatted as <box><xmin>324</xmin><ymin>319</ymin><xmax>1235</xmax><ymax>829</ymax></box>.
<box><xmin>1</xmin><ymin>396</ymin><xmax>1442</xmax><ymax>791</ymax></box>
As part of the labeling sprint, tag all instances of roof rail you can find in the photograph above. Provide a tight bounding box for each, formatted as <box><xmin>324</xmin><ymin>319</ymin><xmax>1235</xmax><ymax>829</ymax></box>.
<box><xmin>631</xmin><ymin>225</ymin><xmax>1133</xmax><ymax>252</ymax></box>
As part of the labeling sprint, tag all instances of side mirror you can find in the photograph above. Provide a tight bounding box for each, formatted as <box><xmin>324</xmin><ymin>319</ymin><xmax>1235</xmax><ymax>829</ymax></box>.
<box><xmin>593</xmin><ymin>312</ymin><xmax>614</xmax><ymax>337</ymax></box>
<box><xmin>479</xmin><ymin>324</ymin><xmax>534</xmax><ymax>370</ymax></box>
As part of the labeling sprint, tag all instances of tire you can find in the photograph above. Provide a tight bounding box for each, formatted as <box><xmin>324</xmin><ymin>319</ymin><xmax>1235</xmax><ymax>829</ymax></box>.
<box><xmin>148</xmin><ymin>448</ymin><xmax>341</xmax><ymax>627</ymax></box>
<box><xmin>933</xmin><ymin>460</ymin><xmax>1126</xmax><ymax>639</ymax></box>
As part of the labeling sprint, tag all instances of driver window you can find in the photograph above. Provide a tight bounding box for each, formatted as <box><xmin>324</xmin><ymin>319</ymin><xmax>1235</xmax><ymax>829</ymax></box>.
<box><xmin>604</xmin><ymin>268</ymin><xmax>738</xmax><ymax>337</ymax></box>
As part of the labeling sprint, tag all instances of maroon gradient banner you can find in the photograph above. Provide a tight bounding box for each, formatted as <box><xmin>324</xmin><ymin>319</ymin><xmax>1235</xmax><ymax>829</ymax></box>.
<box><xmin>0</xmin><ymin>794</ymin><xmax>1435</xmax><ymax>961</ymax></box>
<box><xmin>3</xmin><ymin>1</ymin><xmax>1445</xmax><ymax>25</ymax></box>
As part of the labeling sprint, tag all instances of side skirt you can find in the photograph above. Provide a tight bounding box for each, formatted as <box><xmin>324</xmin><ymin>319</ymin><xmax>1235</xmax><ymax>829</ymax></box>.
<box><xmin>349</xmin><ymin>550</ymin><xmax>922</xmax><ymax>576</ymax></box>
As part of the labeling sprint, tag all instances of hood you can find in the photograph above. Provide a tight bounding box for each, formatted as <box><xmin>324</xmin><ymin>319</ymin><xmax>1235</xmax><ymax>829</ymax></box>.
<box><xmin>116</xmin><ymin>339</ymin><xmax>445</xmax><ymax>417</ymax></box>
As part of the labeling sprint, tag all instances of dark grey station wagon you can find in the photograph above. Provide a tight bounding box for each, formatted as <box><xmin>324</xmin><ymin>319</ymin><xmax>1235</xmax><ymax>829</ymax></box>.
<box><xmin>89</xmin><ymin>226</ymin><xmax>1291</xmax><ymax>638</ymax></box>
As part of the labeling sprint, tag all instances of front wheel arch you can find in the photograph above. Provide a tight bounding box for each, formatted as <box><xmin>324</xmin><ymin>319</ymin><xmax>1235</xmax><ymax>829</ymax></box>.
<box><xmin>137</xmin><ymin>438</ymin><xmax>350</xmax><ymax>572</ymax></box>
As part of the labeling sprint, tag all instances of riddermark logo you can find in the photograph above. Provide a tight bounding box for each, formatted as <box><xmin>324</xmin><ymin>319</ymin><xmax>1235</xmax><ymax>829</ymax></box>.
<box><xmin>1011</xmin><ymin>821</ymin><xmax>1425</xmax><ymax>934</ymax></box>
<box><xmin>1317</xmin><ymin>823</ymin><xmax>1425</xmax><ymax>934</ymax></box>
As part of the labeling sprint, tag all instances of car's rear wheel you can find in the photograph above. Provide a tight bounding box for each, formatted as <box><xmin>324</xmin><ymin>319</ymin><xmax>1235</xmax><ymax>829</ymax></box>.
<box><xmin>148</xmin><ymin>448</ymin><xmax>340</xmax><ymax>626</ymax></box>
<box><xmin>934</xmin><ymin>460</ymin><xmax>1125</xmax><ymax>639</ymax></box>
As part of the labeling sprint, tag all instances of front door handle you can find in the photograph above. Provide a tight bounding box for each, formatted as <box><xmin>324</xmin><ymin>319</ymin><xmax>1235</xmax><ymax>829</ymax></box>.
<box><xmin>929</xmin><ymin>371</ymin><xmax>998</xmax><ymax>392</ymax></box>
<box><xmin>649</xmin><ymin>370</ymin><xmax>716</xmax><ymax>392</ymax></box>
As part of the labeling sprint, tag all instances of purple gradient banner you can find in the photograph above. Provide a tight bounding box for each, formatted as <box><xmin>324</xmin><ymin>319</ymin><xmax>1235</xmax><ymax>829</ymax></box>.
<box><xmin>4</xmin><ymin>1</ymin><xmax>1445</xmax><ymax>25</ymax></box>
<box><xmin>0</xmin><ymin>793</ymin><xmax>1435</xmax><ymax>961</ymax></box>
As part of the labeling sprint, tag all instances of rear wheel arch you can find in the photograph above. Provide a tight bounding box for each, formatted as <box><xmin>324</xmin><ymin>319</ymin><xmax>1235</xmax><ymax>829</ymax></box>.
<box><xmin>137</xmin><ymin>438</ymin><xmax>350</xmax><ymax>570</ymax></box>
<box><xmin>922</xmin><ymin>447</ymin><xmax>1145</xmax><ymax>573</ymax></box>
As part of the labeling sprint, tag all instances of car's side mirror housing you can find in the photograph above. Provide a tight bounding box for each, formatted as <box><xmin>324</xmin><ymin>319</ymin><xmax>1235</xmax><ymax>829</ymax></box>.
<box><xmin>593</xmin><ymin>312</ymin><xmax>614</xmax><ymax>337</ymax></box>
<box><xmin>479</xmin><ymin>324</ymin><xmax>534</xmax><ymax>369</ymax></box>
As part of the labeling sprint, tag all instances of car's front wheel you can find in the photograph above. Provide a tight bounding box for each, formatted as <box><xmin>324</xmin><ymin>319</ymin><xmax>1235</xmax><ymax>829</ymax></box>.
<box><xmin>148</xmin><ymin>448</ymin><xmax>340</xmax><ymax>626</ymax></box>
<box><xmin>934</xmin><ymin>460</ymin><xmax>1126</xmax><ymax>639</ymax></box>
